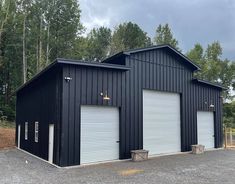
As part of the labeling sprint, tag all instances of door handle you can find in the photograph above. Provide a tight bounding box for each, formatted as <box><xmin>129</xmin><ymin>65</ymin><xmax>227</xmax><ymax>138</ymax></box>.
<box><xmin>116</xmin><ymin>141</ymin><xmax>120</xmax><ymax>143</ymax></box>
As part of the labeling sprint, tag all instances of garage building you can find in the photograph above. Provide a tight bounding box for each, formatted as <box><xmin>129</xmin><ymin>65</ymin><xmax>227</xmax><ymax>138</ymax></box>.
<box><xmin>15</xmin><ymin>45</ymin><xmax>225</xmax><ymax>167</ymax></box>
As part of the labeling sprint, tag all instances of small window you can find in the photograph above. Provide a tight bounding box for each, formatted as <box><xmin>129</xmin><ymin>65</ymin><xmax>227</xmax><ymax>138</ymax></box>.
<box><xmin>25</xmin><ymin>122</ymin><xmax>28</xmax><ymax>140</ymax></box>
<box><xmin>35</xmin><ymin>122</ymin><xmax>39</xmax><ymax>143</ymax></box>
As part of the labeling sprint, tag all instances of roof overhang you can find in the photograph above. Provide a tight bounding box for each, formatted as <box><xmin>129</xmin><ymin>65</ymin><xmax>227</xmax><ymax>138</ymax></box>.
<box><xmin>57</xmin><ymin>58</ymin><xmax>130</xmax><ymax>70</ymax></box>
<box><xmin>15</xmin><ymin>58</ymin><xmax>130</xmax><ymax>94</ymax></box>
<box><xmin>192</xmin><ymin>78</ymin><xmax>227</xmax><ymax>90</ymax></box>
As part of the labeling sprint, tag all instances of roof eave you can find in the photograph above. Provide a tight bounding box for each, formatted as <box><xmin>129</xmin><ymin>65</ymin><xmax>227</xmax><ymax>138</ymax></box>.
<box><xmin>193</xmin><ymin>78</ymin><xmax>227</xmax><ymax>90</ymax></box>
<box><xmin>15</xmin><ymin>58</ymin><xmax>130</xmax><ymax>94</ymax></box>
<box><xmin>57</xmin><ymin>58</ymin><xmax>130</xmax><ymax>70</ymax></box>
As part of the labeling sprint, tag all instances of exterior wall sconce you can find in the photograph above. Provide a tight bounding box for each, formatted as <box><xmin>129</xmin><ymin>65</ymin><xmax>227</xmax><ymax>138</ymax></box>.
<box><xmin>65</xmin><ymin>77</ymin><xmax>72</xmax><ymax>82</ymax></box>
<box><xmin>100</xmin><ymin>91</ymin><xmax>111</xmax><ymax>101</ymax></box>
<box><xmin>209</xmin><ymin>104</ymin><xmax>215</xmax><ymax>108</ymax></box>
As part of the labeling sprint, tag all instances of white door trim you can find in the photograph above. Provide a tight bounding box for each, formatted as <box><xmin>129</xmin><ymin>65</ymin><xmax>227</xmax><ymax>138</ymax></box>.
<box><xmin>18</xmin><ymin>124</ymin><xmax>21</xmax><ymax>148</ymax></box>
<box><xmin>48</xmin><ymin>124</ymin><xmax>54</xmax><ymax>163</ymax></box>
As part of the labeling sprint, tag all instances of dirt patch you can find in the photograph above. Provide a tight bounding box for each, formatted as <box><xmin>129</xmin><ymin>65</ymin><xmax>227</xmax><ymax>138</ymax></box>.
<box><xmin>0</xmin><ymin>127</ymin><xmax>15</xmax><ymax>149</ymax></box>
<box><xmin>118</xmin><ymin>169</ymin><xmax>144</xmax><ymax>176</ymax></box>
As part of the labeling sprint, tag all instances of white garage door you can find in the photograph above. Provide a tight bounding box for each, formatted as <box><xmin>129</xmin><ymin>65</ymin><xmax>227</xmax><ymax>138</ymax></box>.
<box><xmin>81</xmin><ymin>106</ymin><xmax>119</xmax><ymax>164</ymax></box>
<box><xmin>197</xmin><ymin>111</ymin><xmax>214</xmax><ymax>149</ymax></box>
<box><xmin>143</xmin><ymin>90</ymin><xmax>181</xmax><ymax>155</ymax></box>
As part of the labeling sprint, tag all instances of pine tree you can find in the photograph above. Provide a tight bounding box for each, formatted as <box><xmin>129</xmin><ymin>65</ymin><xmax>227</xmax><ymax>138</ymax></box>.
<box><xmin>154</xmin><ymin>23</ymin><xmax>180</xmax><ymax>50</ymax></box>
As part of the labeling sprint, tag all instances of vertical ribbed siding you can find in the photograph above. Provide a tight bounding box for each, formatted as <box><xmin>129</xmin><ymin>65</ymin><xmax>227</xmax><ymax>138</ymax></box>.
<box><xmin>60</xmin><ymin>47</ymin><xmax>222</xmax><ymax>166</ymax></box>
<box><xmin>124</xmin><ymin>48</ymin><xmax>222</xmax><ymax>153</ymax></box>
<box><xmin>16</xmin><ymin>67</ymin><xmax>62</xmax><ymax>165</ymax></box>
<box><xmin>60</xmin><ymin>65</ymin><xmax>125</xmax><ymax>166</ymax></box>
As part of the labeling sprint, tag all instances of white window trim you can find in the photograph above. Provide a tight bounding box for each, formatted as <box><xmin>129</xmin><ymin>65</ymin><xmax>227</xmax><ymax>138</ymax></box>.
<box><xmin>25</xmin><ymin>122</ymin><xmax>28</xmax><ymax>140</ymax></box>
<box><xmin>35</xmin><ymin>121</ymin><xmax>39</xmax><ymax>143</ymax></box>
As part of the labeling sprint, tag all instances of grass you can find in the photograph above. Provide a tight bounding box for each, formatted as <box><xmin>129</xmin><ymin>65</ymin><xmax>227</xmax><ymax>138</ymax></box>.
<box><xmin>0</xmin><ymin>121</ymin><xmax>15</xmax><ymax>129</ymax></box>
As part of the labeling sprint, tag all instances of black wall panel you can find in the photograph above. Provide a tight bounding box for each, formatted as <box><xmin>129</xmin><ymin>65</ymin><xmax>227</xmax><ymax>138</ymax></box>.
<box><xmin>16</xmin><ymin>47</ymin><xmax>222</xmax><ymax>167</ymax></box>
<box><xmin>59</xmin><ymin>47</ymin><xmax>222</xmax><ymax>166</ymax></box>
<box><xmin>60</xmin><ymin>66</ymin><xmax>125</xmax><ymax>166</ymax></box>
<box><xmin>16</xmin><ymin>67</ymin><xmax>62</xmax><ymax>165</ymax></box>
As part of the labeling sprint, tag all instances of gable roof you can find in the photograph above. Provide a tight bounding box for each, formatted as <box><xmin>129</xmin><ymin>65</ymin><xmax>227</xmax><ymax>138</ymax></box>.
<box><xmin>103</xmin><ymin>44</ymin><xmax>200</xmax><ymax>71</ymax></box>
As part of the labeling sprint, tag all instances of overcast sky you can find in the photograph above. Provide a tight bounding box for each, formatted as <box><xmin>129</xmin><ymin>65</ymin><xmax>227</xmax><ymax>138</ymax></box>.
<box><xmin>79</xmin><ymin>0</ymin><xmax>235</xmax><ymax>60</ymax></box>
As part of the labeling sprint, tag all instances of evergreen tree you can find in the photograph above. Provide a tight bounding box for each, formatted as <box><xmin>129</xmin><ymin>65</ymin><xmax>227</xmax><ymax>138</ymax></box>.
<box><xmin>86</xmin><ymin>27</ymin><xmax>112</xmax><ymax>61</ymax></box>
<box><xmin>110</xmin><ymin>22</ymin><xmax>151</xmax><ymax>55</ymax></box>
<box><xmin>154</xmin><ymin>23</ymin><xmax>180</xmax><ymax>50</ymax></box>
<box><xmin>0</xmin><ymin>0</ymin><xmax>84</xmax><ymax>121</ymax></box>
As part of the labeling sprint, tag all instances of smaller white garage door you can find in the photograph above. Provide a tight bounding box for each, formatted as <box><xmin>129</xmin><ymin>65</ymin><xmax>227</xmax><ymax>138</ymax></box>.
<box><xmin>81</xmin><ymin>106</ymin><xmax>119</xmax><ymax>164</ymax></box>
<box><xmin>197</xmin><ymin>111</ymin><xmax>215</xmax><ymax>149</ymax></box>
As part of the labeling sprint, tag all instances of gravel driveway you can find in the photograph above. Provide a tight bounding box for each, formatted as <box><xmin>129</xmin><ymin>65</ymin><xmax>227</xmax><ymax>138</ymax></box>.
<box><xmin>0</xmin><ymin>148</ymin><xmax>235</xmax><ymax>184</ymax></box>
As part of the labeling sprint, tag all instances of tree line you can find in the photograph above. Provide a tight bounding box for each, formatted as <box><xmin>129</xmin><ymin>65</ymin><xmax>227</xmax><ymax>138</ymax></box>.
<box><xmin>0</xmin><ymin>0</ymin><xmax>234</xmax><ymax>127</ymax></box>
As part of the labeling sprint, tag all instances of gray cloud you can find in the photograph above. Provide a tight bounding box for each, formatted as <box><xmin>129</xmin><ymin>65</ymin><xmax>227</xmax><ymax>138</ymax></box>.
<box><xmin>80</xmin><ymin>0</ymin><xmax>235</xmax><ymax>60</ymax></box>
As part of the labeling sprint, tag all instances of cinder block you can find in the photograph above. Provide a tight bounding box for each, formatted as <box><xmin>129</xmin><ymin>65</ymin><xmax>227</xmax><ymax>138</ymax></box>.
<box><xmin>191</xmin><ymin>144</ymin><xmax>205</xmax><ymax>154</ymax></box>
<box><xmin>131</xmin><ymin>150</ymin><xmax>149</xmax><ymax>161</ymax></box>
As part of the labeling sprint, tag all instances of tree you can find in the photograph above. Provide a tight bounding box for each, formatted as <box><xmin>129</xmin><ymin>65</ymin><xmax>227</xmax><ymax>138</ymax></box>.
<box><xmin>0</xmin><ymin>0</ymin><xmax>16</xmax><ymax>73</ymax></box>
<box><xmin>223</xmin><ymin>102</ymin><xmax>235</xmax><ymax>128</ymax></box>
<box><xmin>186</xmin><ymin>43</ymin><xmax>207</xmax><ymax>79</ymax></box>
<box><xmin>154</xmin><ymin>23</ymin><xmax>180</xmax><ymax>50</ymax></box>
<box><xmin>110</xmin><ymin>22</ymin><xmax>151</xmax><ymax>55</ymax></box>
<box><xmin>86</xmin><ymin>27</ymin><xmax>112</xmax><ymax>61</ymax></box>
<box><xmin>0</xmin><ymin>0</ymin><xmax>84</xmax><ymax>121</ymax></box>
<box><xmin>187</xmin><ymin>42</ymin><xmax>235</xmax><ymax>100</ymax></box>
<box><xmin>72</xmin><ymin>36</ymin><xmax>89</xmax><ymax>60</ymax></box>
<box><xmin>48</xmin><ymin>0</ymin><xmax>84</xmax><ymax>60</ymax></box>
<box><xmin>0</xmin><ymin>0</ymin><xmax>19</xmax><ymax>120</ymax></box>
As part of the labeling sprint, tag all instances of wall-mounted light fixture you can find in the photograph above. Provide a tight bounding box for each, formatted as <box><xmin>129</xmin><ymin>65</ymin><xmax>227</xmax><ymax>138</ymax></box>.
<box><xmin>65</xmin><ymin>77</ymin><xmax>72</xmax><ymax>82</ymax></box>
<box><xmin>209</xmin><ymin>104</ymin><xmax>215</xmax><ymax>108</ymax></box>
<box><xmin>100</xmin><ymin>91</ymin><xmax>111</xmax><ymax>101</ymax></box>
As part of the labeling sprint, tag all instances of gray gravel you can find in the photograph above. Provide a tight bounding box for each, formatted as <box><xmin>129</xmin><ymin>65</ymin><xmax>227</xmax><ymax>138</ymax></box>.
<box><xmin>0</xmin><ymin>148</ymin><xmax>235</xmax><ymax>184</ymax></box>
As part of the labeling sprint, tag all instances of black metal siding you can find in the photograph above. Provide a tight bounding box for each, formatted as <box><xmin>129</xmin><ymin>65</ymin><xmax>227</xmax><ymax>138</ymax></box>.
<box><xmin>16</xmin><ymin>47</ymin><xmax>222</xmax><ymax>167</ymax></box>
<box><xmin>59</xmin><ymin>47</ymin><xmax>222</xmax><ymax>166</ymax></box>
<box><xmin>16</xmin><ymin>67</ymin><xmax>62</xmax><ymax>165</ymax></box>
<box><xmin>60</xmin><ymin>65</ymin><xmax>125</xmax><ymax>166</ymax></box>
<box><xmin>124</xmin><ymin>48</ymin><xmax>222</xmax><ymax>152</ymax></box>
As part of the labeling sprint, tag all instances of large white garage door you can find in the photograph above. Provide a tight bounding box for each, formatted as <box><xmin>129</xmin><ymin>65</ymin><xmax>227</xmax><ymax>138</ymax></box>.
<box><xmin>197</xmin><ymin>111</ymin><xmax>214</xmax><ymax>149</ymax></box>
<box><xmin>143</xmin><ymin>90</ymin><xmax>181</xmax><ymax>155</ymax></box>
<box><xmin>81</xmin><ymin>106</ymin><xmax>119</xmax><ymax>164</ymax></box>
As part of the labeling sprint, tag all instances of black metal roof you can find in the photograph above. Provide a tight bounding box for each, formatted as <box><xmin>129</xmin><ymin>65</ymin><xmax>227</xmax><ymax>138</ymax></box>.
<box><xmin>192</xmin><ymin>78</ymin><xmax>227</xmax><ymax>90</ymax></box>
<box><xmin>16</xmin><ymin>58</ymin><xmax>130</xmax><ymax>93</ymax></box>
<box><xmin>103</xmin><ymin>44</ymin><xmax>200</xmax><ymax>71</ymax></box>
<box><xmin>57</xmin><ymin>58</ymin><xmax>130</xmax><ymax>70</ymax></box>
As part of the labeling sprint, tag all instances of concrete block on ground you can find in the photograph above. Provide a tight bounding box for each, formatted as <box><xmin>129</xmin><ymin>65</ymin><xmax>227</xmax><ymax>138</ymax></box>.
<box><xmin>191</xmin><ymin>144</ymin><xmax>205</xmax><ymax>154</ymax></box>
<box><xmin>131</xmin><ymin>150</ymin><xmax>149</xmax><ymax>161</ymax></box>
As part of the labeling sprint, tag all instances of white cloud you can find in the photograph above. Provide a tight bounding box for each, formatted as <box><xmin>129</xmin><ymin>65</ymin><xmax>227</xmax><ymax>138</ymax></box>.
<box><xmin>79</xmin><ymin>0</ymin><xmax>235</xmax><ymax>60</ymax></box>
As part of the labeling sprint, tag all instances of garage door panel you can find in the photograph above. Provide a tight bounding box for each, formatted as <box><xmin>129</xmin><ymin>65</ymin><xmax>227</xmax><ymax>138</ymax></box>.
<box><xmin>81</xmin><ymin>151</ymin><xmax>118</xmax><ymax>164</ymax></box>
<box><xmin>81</xmin><ymin>106</ymin><xmax>119</xmax><ymax>164</ymax></box>
<box><xmin>143</xmin><ymin>90</ymin><xmax>181</xmax><ymax>155</ymax></box>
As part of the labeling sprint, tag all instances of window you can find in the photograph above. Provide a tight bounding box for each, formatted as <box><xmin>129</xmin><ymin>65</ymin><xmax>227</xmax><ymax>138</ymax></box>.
<box><xmin>25</xmin><ymin>122</ymin><xmax>28</xmax><ymax>140</ymax></box>
<box><xmin>35</xmin><ymin>122</ymin><xmax>39</xmax><ymax>143</ymax></box>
